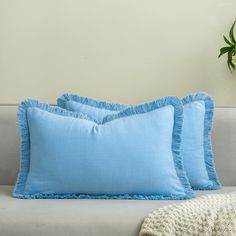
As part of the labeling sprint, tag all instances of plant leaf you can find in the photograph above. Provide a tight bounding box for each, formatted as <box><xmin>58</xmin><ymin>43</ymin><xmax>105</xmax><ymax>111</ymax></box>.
<box><xmin>218</xmin><ymin>46</ymin><xmax>232</xmax><ymax>58</ymax></box>
<box><xmin>224</xmin><ymin>35</ymin><xmax>233</xmax><ymax>46</ymax></box>
<box><xmin>228</xmin><ymin>51</ymin><xmax>235</xmax><ymax>70</ymax></box>
<box><xmin>229</xmin><ymin>21</ymin><xmax>236</xmax><ymax>44</ymax></box>
<box><xmin>227</xmin><ymin>52</ymin><xmax>232</xmax><ymax>71</ymax></box>
<box><xmin>227</xmin><ymin>59</ymin><xmax>232</xmax><ymax>71</ymax></box>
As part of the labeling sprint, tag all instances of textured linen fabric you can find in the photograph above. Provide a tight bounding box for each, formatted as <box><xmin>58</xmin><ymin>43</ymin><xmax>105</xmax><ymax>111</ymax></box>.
<box><xmin>58</xmin><ymin>92</ymin><xmax>221</xmax><ymax>190</ymax></box>
<box><xmin>14</xmin><ymin>97</ymin><xmax>193</xmax><ymax>199</ymax></box>
<box><xmin>0</xmin><ymin>106</ymin><xmax>236</xmax><ymax>187</ymax></box>
<box><xmin>65</xmin><ymin>101</ymin><xmax>124</xmax><ymax>123</ymax></box>
<box><xmin>182</xmin><ymin>93</ymin><xmax>221</xmax><ymax>190</ymax></box>
<box><xmin>139</xmin><ymin>190</ymin><xmax>236</xmax><ymax>236</ymax></box>
<box><xmin>57</xmin><ymin>93</ymin><xmax>128</xmax><ymax>123</ymax></box>
<box><xmin>181</xmin><ymin>101</ymin><xmax>208</xmax><ymax>187</ymax></box>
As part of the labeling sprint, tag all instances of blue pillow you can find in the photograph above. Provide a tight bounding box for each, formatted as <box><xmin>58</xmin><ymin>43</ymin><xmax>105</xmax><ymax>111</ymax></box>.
<box><xmin>182</xmin><ymin>93</ymin><xmax>221</xmax><ymax>190</ymax></box>
<box><xmin>14</xmin><ymin>97</ymin><xmax>193</xmax><ymax>199</ymax></box>
<box><xmin>58</xmin><ymin>92</ymin><xmax>221</xmax><ymax>190</ymax></box>
<box><xmin>58</xmin><ymin>94</ymin><xmax>128</xmax><ymax>123</ymax></box>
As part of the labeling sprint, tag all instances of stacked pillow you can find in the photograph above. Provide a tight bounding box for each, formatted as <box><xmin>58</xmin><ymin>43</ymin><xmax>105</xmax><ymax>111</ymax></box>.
<box><xmin>13</xmin><ymin>92</ymin><xmax>221</xmax><ymax>200</ymax></box>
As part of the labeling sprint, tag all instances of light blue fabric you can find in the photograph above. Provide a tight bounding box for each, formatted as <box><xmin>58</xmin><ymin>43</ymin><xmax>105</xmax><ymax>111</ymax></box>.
<box><xmin>182</xmin><ymin>93</ymin><xmax>221</xmax><ymax>190</ymax></box>
<box><xmin>58</xmin><ymin>92</ymin><xmax>221</xmax><ymax>190</ymax></box>
<box><xmin>66</xmin><ymin>101</ymin><xmax>122</xmax><ymax>123</ymax></box>
<box><xmin>181</xmin><ymin>101</ymin><xmax>209</xmax><ymax>187</ymax></box>
<box><xmin>14</xmin><ymin>97</ymin><xmax>193</xmax><ymax>199</ymax></box>
<box><xmin>58</xmin><ymin>94</ymin><xmax>128</xmax><ymax>123</ymax></box>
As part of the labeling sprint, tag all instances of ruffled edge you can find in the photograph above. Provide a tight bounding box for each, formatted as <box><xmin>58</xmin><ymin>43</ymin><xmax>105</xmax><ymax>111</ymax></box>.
<box><xmin>57</xmin><ymin>93</ymin><xmax>128</xmax><ymax>111</ymax></box>
<box><xmin>182</xmin><ymin>92</ymin><xmax>221</xmax><ymax>190</ymax></box>
<box><xmin>13</xmin><ymin>97</ymin><xmax>194</xmax><ymax>200</ymax></box>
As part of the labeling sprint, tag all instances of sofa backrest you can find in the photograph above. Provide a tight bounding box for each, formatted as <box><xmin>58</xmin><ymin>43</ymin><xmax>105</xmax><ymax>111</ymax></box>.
<box><xmin>0</xmin><ymin>105</ymin><xmax>235</xmax><ymax>186</ymax></box>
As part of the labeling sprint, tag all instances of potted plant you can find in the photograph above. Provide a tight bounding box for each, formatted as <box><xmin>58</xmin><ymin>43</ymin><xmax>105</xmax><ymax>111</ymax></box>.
<box><xmin>219</xmin><ymin>21</ymin><xmax>236</xmax><ymax>71</ymax></box>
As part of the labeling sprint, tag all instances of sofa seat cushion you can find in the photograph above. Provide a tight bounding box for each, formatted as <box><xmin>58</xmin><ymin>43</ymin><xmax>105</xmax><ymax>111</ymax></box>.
<box><xmin>1</xmin><ymin>186</ymin><xmax>236</xmax><ymax>236</ymax></box>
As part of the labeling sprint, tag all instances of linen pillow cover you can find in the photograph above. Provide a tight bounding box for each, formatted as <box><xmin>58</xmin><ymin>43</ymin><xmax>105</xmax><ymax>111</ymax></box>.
<box><xmin>14</xmin><ymin>97</ymin><xmax>194</xmax><ymax>199</ymax></box>
<box><xmin>57</xmin><ymin>92</ymin><xmax>221</xmax><ymax>190</ymax></box>
<box><xmin>181</xmin><ymin>93</ymin><xmax>221</xmax><ymax>190</ymax></box>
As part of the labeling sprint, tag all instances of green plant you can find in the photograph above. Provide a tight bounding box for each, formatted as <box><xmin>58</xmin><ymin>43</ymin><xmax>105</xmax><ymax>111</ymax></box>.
<box><xmin>218</xmin><ymin>21</ymin><xmax>236</xmax><ymax>71</ymax></box>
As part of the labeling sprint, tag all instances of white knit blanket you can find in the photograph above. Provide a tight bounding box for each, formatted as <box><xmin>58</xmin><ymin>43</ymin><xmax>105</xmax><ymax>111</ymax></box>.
<box><xmin>139</xmin><ymin>191</ymin><xmax>236</xmax><ymax>236</ymax></box>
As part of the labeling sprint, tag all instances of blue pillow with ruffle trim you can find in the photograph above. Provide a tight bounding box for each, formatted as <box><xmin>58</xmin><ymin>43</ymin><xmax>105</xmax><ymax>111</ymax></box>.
<box><xmin>181</xmin><ymin>93</ymin><xmax>221</xmax><ymax>190</ymax></box>
<box><xmin>58</xmin><ymin>92</ymin><xmax>221</xmax><ymax>190</ymax></box>
<box><xmin>14</xmin><ymin>97</ymin><xmax>193</xmax><ymax>199</ymax></box>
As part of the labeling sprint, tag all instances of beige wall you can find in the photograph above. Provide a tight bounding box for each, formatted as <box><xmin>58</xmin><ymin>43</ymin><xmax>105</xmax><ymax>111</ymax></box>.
<box><xmin>0</xmin><ymin>0</ymin><xmax>236</xmax><ymax>105</ymax></box>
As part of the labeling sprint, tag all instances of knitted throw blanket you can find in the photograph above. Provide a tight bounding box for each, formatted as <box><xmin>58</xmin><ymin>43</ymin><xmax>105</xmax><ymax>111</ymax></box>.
<box><xmin>139</xmin><ymin>191</ymin><xmax>236</xmax><ymax>236</ymax></box>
